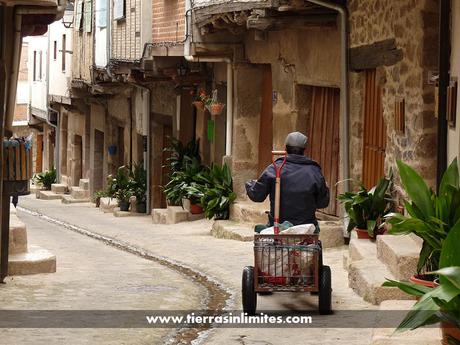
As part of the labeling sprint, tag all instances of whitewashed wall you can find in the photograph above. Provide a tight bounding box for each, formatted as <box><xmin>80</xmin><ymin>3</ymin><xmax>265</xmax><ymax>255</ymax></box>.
<box><xmin>27</xmin><ymin>34</ymin><xmax>48</xmax><ymax>118</ymax></box>
<box><xmin>48</xmin><ymin>20</ymin><xmax>73</xmax><ymax>98</ymax></box>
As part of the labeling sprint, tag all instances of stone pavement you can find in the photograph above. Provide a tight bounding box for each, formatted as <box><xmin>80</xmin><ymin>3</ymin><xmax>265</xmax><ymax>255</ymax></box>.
<box><xmin>16</xmin><ymin>196</ymin><xmax>382</xmax><ymax>345</ymax></box>
<box><xmin>0</xmin><ymin>209</ymin><xmax>204</xmax><ymax>345</ymax></box>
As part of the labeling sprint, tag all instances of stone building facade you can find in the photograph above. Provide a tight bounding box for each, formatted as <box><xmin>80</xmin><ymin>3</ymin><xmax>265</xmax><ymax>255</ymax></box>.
<box><xmin>348</xmin><ymin>0</ymin><xmax>439</xmax><ymax>195</ymax></box>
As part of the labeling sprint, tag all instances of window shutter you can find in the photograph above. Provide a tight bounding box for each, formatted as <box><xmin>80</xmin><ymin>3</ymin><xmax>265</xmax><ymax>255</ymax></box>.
<box><xmin>97</xmin><ymin>0</ymin><xmax>107</xmax><ymax>28</ymax></box>
<box><xmin>113</xmin><ymin>0</ymin><xmax>126</xmax><ymax>21</ymax></box>
<box><xmin>84</xmin><ymin>0</ymin><xmax>93</xmax><ymax>33</ymax></box>
<box><xmin>75</xmin><ymin>0</ymin><xmax>83</xmax><ymax>31</ymax></box>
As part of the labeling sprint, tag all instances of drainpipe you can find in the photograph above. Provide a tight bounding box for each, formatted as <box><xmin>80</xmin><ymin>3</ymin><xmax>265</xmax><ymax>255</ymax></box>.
<box><xmin>437</xmin><ymin>0</ymin><xmax>450</xmax><ymax>191</ymax></box>
<box><xmin>46</xmin><ymin>29</ymin><xmax>60</xmax><ymax>180</ymax></box>
<box><xmin>307</xmin><ymin>0</ymin><xmax>350</xmax><ymax>193</ymax></box>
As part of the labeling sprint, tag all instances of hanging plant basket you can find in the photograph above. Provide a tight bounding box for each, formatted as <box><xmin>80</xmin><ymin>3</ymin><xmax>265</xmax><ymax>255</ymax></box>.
<box><xmin>206</xmin><ymin>102</ymin><xmax>226</xmax><ymax>116</ymax></box>
<box><xmin>192</xmin><ymin>101</ymin><xmax>205</xmax><ymax>111</ymax></box>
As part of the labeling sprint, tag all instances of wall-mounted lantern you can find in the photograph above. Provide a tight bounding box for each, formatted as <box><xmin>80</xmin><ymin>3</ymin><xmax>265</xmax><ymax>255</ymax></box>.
<box><xmin>62</xmin><ymin>2</ymin><xmax>75</xmax><ymax>28</ymax></box>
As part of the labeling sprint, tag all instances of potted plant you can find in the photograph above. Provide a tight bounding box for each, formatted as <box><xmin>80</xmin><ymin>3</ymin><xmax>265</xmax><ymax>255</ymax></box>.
<box><xmin>33</xmin><ymin>167</ymin><xmax>57</xmax><ymax>191</ymax></box>
<box><xmin>337</xmin><ymin>173</ymin><xmax>394</xmax><ymax>239</ymax></box>
<box><xmin>184</xmin><ymin>182</ymin><xmax>204</xmax><ymax>214</ymax></box>
<box><xmin>112</xmin><ymin>166</ymin><xmax>133</xmax><ymax>212</ymax></box>
<box><xmin>195</xmin><ymin>163</ymin><xmax>237</xmax><ymax>220</ymax></box>
<box><xmin>192</xmin><ymin>89</ymin><xmax>207</xmax><ymax>111</ymax></box>
<box><xmin>383</xmin><ymin>219</ymin><xmax>460</xmax><ymax>343</ymax></box>
<box><xmin>385</xmin><ymin>159</ymin><xmax>460</xmax><ymax>287</ymax></box>
<box><xmin>93</xmin><ymin>190</ymin><xmax>107</xmax><ymax>208</ymax></box>
<box><xmin>131</xmin><ymin>163</ymin><xmax>147</xmax><ymax>213</ymax></box>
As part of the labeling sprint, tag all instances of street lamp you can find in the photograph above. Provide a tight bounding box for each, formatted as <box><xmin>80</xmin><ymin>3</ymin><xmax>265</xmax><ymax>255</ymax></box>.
<box><xmin>62</xmin><ymin>2</ymin><xmax>75</xmax><ymax>28</ymax></box>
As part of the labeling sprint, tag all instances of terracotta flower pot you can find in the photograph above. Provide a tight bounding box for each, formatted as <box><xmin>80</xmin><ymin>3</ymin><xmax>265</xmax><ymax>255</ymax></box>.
<box><xmin>355</xmin><ymin>228</ymin><xmax>372</xmax><ymax>240</ymax></box>
<box><xmin>193</xmin><ymin>101</ymin><xmax>204</xmax><ymax>111</ymax></box>
<box><xmin>190</xmin><ymin>203</ymin><xmax>203</xmax><ymax>214</ymax></box>
<box><xmin>441</xmin><ymin>322</ymin><xmax>460</xmax><ymax>345</ymax></box>
<box><xmin>210</xmin><ymin>103</ymin><xmax>225</xmax><ymax>115</ymax></box>
<box><xmin>409</xmin><ymin>274</ymin><xmax>438</xmax><ymax>288</ymax></box>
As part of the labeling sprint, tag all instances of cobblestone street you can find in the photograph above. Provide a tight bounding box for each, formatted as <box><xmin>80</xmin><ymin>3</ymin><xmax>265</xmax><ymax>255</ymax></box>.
<box><xmin>0</xmin><ymin>206</ymin><xmax>205</xmax><ymax>345</ymax></box>
<box><xmin>2</xmin><ymin>196</ymin><xmax>378</xmax><ymax>345</ymax></box>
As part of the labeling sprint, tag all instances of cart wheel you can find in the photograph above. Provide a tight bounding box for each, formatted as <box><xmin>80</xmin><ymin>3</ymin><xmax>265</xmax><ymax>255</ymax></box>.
<box><xmin>242</xmin><ymin>266</ymin><xmax>257</xmax><ymax>315</ymax></box>
<box><xmin>318</xmin><ymin>265</ymin><xmax>332</xmax><ymax>315</ymax></box>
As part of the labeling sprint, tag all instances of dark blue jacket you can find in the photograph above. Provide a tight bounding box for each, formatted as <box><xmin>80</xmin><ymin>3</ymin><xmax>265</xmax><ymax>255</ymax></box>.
<box><xmin>245</xmin><ymin>154</ymin><xmax>330</xmax><ymax>226</ymax></box>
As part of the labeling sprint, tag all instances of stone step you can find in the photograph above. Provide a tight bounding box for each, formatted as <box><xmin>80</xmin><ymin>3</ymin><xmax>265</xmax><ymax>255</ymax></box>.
<box><xmin>348</xmin><ymin>259</ymin><xmax>415</xmax><ymax>305</ymax></box>
<box><xmin>211</xmin><ymin>219</ymin><xmax>344</xmax><ymax>247</ymax></box>
<box><xmin>152</xmin><ymin>208</ymin><xmax>168</xmax><ymax>224</ymax></box>
<box><xmin>8</xmin><ymin>245</ymin><xmax>56</xmax><ymax>275</ymax></box>
<box><xmin>51</xmin><ymin>183</ymin><xmax>68</xmax><ymax>194</ymax></box>
<box><xmin>211</xmin><ymin>220</ymin><xmax>254</xmax><ymax>241</ymax></box>
<box><xmin>349</xmin><ymin>233</ymin><xmax>377</xmax><ymax>262</ymax></box>
<box><xmin>9</xmin><ymin>215</ymin><xmax>27</xmax><ymax>255</ymax></box>
<box><xmin>100</xmin><ymin>197</ymin><xmax>117</xmax><ymax>213</ymax></box>
<box><xmin>377</xmin><ymin>235</ymin><xmax>421</xmax><ymax>280</ymax></box>
<box><xmin>61</xmin><ymin>195</ymin><xmax>90</xmax><ymax>204</ymax></box>
<box><xmin>152</xmin><ymin>207</ymin><xmax>205</xmax><ymax>224</ymax></box>
<box><xmin>79</xmin><ymin>179</ymin><xmax>90</xmax><ymax>190</ymax></box>
<box><xmin>69</xmin><ymin>187</ymin><xmax>90</xmax><ymax>200</ymax></box>
<box><xmin>230</xmin><ymin>201</ymin><xmax>269</xmax><ymax>224</ymax></box>
<box><xmin>371</xmin><ymin>300</ymin><xmax>442</xmax><ymax>345</ymax></box>
<box><xmin>38</xmin><ymin>190</ymin><xmax>64</xmax><ymax>200</ymax></box>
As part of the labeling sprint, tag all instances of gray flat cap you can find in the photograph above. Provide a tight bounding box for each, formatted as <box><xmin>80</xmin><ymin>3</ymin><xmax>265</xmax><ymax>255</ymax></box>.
<box><xmin>285</xmin><ymin>131</ymin><xmax>308</xmax><ymax>148</ymax></box>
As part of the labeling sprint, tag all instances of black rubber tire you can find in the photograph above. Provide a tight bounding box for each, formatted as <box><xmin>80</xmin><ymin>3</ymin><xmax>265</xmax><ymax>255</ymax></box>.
<box><xmin>318</xmin><ymin>265</ymin><xmax>332</xmax><ymax>315</ymax></box>
<box><xmin>242</xmin><ymin>266</ymin><xmax>257</xmax><ymax>315</ymax></box>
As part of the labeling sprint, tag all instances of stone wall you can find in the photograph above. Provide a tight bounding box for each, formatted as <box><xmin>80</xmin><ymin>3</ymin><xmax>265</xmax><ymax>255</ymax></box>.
<box><xmin>348</xmin><ymin>0</ymin><xmax>439</xmax><ymax>194</ymax></box>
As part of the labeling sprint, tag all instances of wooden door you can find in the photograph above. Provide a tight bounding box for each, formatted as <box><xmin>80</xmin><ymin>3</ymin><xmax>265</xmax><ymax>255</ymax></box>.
<box><xmin>362</xmin><ymin>69</ymin><xmax>386</xmax><ymax>189</ymax></box>
<box><xmin>306</xmin><ymin>86</ymin><xmax>340</xmax><ymax>216</ymax></box>
<box><xmin>258</xmin><ymin>66</ymin><xmax>273</xmax><ymax>174</ymax></box>
<box><xmin>36</xmin><ymin>134</ymin><xmax>43</xmax><ymax>173</ymax></box>
<box><xmin>161</xmin><ymin>125</ymin><xmax>173</xmax><ymax>208</ymax></box>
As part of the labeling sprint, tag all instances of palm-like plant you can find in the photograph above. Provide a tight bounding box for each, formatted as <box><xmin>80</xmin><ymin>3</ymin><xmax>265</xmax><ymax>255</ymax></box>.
<box><xmin>385</xmin><ymin>159</ymin><xmax>460</xmax><ymax>274</ymax></box>
<box><xmin>337</xmin><ymin>173</ymin><xmax>394</xmax><ymax>238</ymax></box>
<box><xmin>33</xmin><ymin>168</ymin><xmax>57</xmax><ymax>190</ymax></box>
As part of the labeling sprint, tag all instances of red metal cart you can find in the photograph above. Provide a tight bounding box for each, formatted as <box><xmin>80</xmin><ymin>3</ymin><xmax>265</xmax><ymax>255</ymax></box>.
<box><xmin>241</xmin><ymin>151</ymin><xmax>332</xmax><ymax>315</ymax></box>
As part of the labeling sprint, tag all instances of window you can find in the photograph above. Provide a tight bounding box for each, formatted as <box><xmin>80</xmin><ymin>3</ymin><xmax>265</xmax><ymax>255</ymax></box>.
<box><xmin>39</xmin><ymin>51</ymin><xmax>42</xmax><ymax>80</ymax></box>
<box><xmin>84</xmin><ymin>0</ymin><xmax>93</xmax><ymax>33</ymax></box>
<box><xmin>75</xmin><ymin>0</ymin><xmax>84</xmax><ymax>31</ymax></box>
<box><xmin>62</xmin><ymin>34</ymin><xmax>66</xmax><ymax>71</ymax></box>
<box><xmin>113</xmin><ymin>0</ymin><xmax>125</xmax><ymax>21</ymax></box>
<box><xmin>33</xmin><ymin>51</ymin><xmax>36</xmax><ymax>81</ymax></box>
<box><xmin>96</xmin><ymin>0</ymin><xmax>107</xmax><ymax>28</ymax></box>
<box><xmin>53</xmin><ymin>41</ymin><xmax>57</xmax><ymax>60</ymax></box>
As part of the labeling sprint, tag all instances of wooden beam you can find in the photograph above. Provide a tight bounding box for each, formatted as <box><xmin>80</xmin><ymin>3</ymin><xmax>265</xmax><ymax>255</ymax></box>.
<box><xmin>247</xmin><ymin>14</ymin><xmax>336</xmax><ymax>30</ymax></box>
<box><xmin>349</xmin><ymin>38</ymin><xmax>403</xmax><ymax>71</ymax></box>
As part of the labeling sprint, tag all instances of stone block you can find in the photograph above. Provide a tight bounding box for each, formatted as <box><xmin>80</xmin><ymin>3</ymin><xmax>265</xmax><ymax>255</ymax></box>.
<box><xmin>51</xmin><ymin>183</ymin><xmax>68</xmax><ymax>194</ymax></box>
<box><xmin>377</xmin><ymin>235</ymin><xmax>420</xmax><ymax>280</ymax></box>
<box><xmin>69</xmin><ymin>187</ymin><xmax>90</xmax><ymax>200</ymax></box>
<box><xmin>61</xmin><ymin>195</ymin><xmax>90</xmax><ymax>204</ymax></box>
<box><xmin>113</xmin><ymin>210</ymin><xmax>131</xmax><ymax>217</ymax></box>
<box><xmin>230</xmin><ymin>201</ymin><xmax>269</xmax><ymax>224</ymax></box>
<box><xmin>211</xmin><ymin>220</ymin><xmax>254</xmax><ymax>242</ymax></box>
<box><xmin>187</xmin><ymin>213</ymin><xmax>205</xmax><ymax>222</ymax></box>
<box><xmin>8</xmin><ymin>245</ymin><xmax>56</xmax><ymax>275</ymax></box>
<box><xmin>349</xmin><ymin>234</ymin><xmax>377</xmax><ymax>262</ymax></box>
<box><xmin>38</xmin><ymin>190</ymin><xmax>64</xmax><ymax>200</ymax></box>
<box><xmin>318</xmin><ymin>221</ymin><xmax>345</xmax><ymax>248</ymax></box>
<box><xmin>9</xmin><ymin>215</ymin><xmax>27</xmax><ymax>255</ymax></box>
<box><xmin>79</xmin><ymin>179</ymin><xmax>90</xmax><ymax>190</ymax></box>
<box><xmin>100</xmin><ymin>197</ymin><xmax>117</xmax><ymax>213</ymax></box>
<box><xmin>167</xmin><ymin>206</ymin><xmax>189</xmax><ymax>224</ymax></box>
<box><xmin>348</xmin><ymin>260</ymin><xmax>415</xmax><ymax>305</ymax></box>
<box><xmin>152</xmin><ymin>209</ymin><xmax>168</xmax><ymax>224</ymax></box>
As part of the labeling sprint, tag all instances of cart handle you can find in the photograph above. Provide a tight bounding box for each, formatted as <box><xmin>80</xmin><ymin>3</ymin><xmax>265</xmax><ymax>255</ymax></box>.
<box><xmin>271</xmin><ymin>150</ymin><xmax>287</xmax><ymax>235</ymax></box>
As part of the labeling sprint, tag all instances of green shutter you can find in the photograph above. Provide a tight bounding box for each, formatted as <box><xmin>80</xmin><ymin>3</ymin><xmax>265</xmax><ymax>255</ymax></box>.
<box><xmin>84</xmin><ymin>0</ymin><xmax>92</xmax><ymax>33</ymax></box>
<box><xmin>75</xmin><ymin>0</ymin><xmax>83</xmax><ymax>31</ymax></box>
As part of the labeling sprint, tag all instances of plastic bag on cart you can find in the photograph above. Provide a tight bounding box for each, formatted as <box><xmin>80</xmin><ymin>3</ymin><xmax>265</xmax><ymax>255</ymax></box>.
<box><xmin>281</xmin><ymin>224</ymin><xmax>316</xmax><ymax>234</ymax></box>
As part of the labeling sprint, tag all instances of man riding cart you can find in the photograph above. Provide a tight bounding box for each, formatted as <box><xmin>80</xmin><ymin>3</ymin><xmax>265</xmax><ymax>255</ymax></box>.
<box><xmin>242</xmin><ymin>132</ymin><xmax>332</xmax><ymax>315</ymax></box>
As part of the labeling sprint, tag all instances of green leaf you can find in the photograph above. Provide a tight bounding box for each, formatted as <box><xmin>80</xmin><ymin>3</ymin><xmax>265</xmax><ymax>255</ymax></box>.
<box><xmin>397</xmin><ymin>160</ymin><xmax>434</xmax><ymax>220</ymax></box>
<box><xmin>431</xmin><ymin>267</ymin><xmax>460</xmax><ymax>290</ymax></box>
<box><xmin>440</xmin><ymin>158</ymin><xmax>459</xmax><ymax>197</ymax></box>
<box><xmin>440</xmin><ymin>219</ymin><xmax>460</xmax><ymax>270</ymax></box>
<box><xmin>367</xmin><ymin>219</ymin><xmax>376</xmax><ymax>237</ymax></box>
<box><xmin>383</xmin><ymin>279</ymin><xmax>433</xmax><ymax>296</ymax></box>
